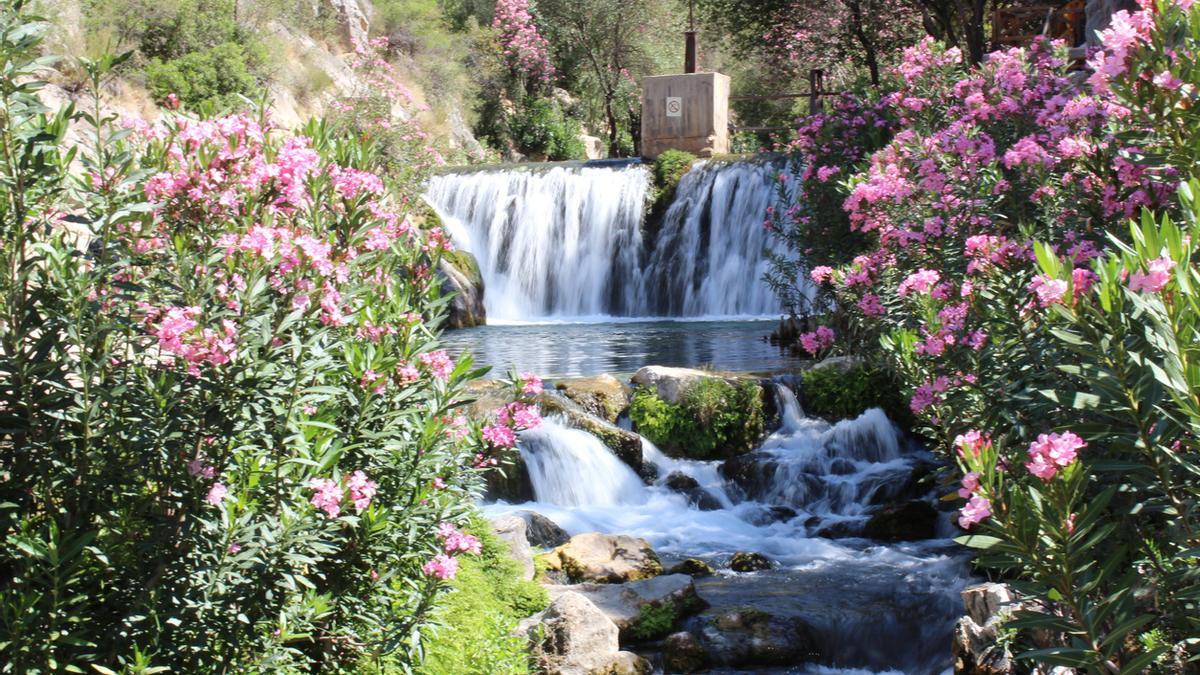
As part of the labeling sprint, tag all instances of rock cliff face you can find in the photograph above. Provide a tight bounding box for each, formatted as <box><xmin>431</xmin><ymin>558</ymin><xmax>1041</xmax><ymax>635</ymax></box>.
<box><xmin>38</xmin><ymin>0</ymin><xmax>481</xmax><ymax>150</ymax></box>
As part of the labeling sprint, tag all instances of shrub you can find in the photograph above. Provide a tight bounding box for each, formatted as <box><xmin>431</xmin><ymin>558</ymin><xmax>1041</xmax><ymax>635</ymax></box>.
<box><xmin>418</xmin><ymin>514</ymin><xmax>548</xmax><ymax>674</ymax></box>
<box><xmin>508</xmin><ymin>96</ymin><xmax>586</xmax><ymax>161</ymax></box>
<box><xmin>145</xmin><ymin>41</ymin><xmax>262</xmax><ymax>111</ymax></box>
<box><xmin>800</xmin><ymin>363</ymin><xmax>909</xmax><ymax>424</ymax></box>
<box><xmin>630</xmin><ymin>379</ymin><xmax>765</xmax><ymax>459</ymax></box>
<box><xmin>0</xmin><ymin>7</ymin><xmax>544</xmax><ymax>671</ymax></box>
<box><xmin>768</xmin><ymin>1</ymin><xmax>1200</xmax><ymax>668</ymax></box>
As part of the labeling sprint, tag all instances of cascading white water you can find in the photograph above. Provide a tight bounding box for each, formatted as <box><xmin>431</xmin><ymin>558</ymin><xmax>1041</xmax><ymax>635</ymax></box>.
<box><xmin>518</xmin><ymin>417</ymin><xmax>647</xmax><ymax>507</ymax></box>
<box><xmin>425</xmin><ymin>159</ymin><xmax>797</xmax><ymax>321</ymax></box>
<box><xmin>487</xmin><ymin>386</ymin><xmax>971</xmax><ymax>674</ymax></box>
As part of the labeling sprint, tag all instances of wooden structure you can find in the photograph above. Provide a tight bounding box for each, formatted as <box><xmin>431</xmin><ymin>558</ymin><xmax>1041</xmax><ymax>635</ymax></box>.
<box><xmin>641</xmin><ymin>72</ymin><xmax>730</xmax><ymax>160</ymax></box>
<box><xmin>992</xmin><ymin>1</ymin><xmax>1086</xmax><ymax>48</ymax></box>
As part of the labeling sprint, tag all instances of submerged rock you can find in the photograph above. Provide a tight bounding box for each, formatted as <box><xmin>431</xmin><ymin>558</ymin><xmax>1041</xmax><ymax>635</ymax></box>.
<box><xmin>664</xmin><ymin>471</ymin><xmax>700</xmax><ymax>492</ymax></box>
<box><xmin>545</xmin><ymin>574</ymin><xmax>707</xmax><ymax>641</ymax></box>
<box><xmin>663</xmin><ymin>631</ymin><xmax>709</xmax><ymax>673</ymax></box>
<box><xmin>519</xmin><ymin>591</ymin><xmax>650</xmax><ymax>675</ymax></box>
<box><xmin>728</xmin><ymin>552</ymin><xmax>771</xmax><ymax>572</ymax></box>
<box><xmin>695</xmin><ymin>607</ymin><xmax>820</xmax><ymax>667</ymax></box>
<box><xmin>862</xmin><ymin>500</ymin><xmax>939</xmax><ymax>541</ymax></box>
<box><xmin>553</xmin><ymin>533</ymin><xmax>663</xmax><ymax>584</ymax></box>
<box><xmin>513</xmin><ymin>510</ymin><xmax>571</xmax><ymax>548</ymax></box>
<box><xmin>668</xmin><ymin>558</ymin><xmax>715</xmax><ymax>577</ymax></box>
<box><xmin>555</xmin><ymin>375</ymin><xmax>631</xmax><ymax>422</ymax></box>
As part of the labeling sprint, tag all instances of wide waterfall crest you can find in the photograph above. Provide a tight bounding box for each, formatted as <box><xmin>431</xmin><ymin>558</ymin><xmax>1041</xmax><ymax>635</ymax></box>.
<box><xmin>425</xmin><ymin>159</ymin><xmax>797</xmax><ymax>321</ymax></box>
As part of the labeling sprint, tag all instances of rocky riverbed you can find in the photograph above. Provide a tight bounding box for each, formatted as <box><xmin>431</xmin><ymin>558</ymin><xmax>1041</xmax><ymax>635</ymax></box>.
<box><xmin>471</xmin><ymin>362</ymin><xmax>997</xmax><ymax>674</ymax></box>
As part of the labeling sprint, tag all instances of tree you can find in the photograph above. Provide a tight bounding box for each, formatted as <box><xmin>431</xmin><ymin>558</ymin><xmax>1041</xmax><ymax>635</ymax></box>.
<box><xmin>536</xmin><ymin>0</ymin><xmax>665</xmax><ymax>156</ymax></box>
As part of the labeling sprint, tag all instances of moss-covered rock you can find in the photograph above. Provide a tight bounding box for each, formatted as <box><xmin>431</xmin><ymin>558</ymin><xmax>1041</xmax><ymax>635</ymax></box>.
<box><xmin>800</xmin><ymin>359</ymin><xmax>911</xmax><ymax>426</ymax></box>
<box><xmin>552</xmin><ymin>533</ymin><xmax>663</xmax><ymax>584</ymax></box>
<box><xmin>554</xmin><ymin>374</ymin><xmax>630</xmax><ymax>423</ymax></box>
<box><xmin>728</xmin><ymin>551</ymin><xmax>771</xmax><ymax>572</ymax></box>
<box><xmin>628</xmin><ymin>371</ymin><xmax>767</xmax><ymax>460</ymax></box>
<box><xmin>438</xmin><ymin>249</ymin><xmax>487</xmax><ymax>329</ymax></box>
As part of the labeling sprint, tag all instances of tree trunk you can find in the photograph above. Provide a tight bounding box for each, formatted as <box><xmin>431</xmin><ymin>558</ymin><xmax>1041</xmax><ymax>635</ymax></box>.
<box><xmin>846</xmin><ymin>0</ymin><xmax>881</xmax><ymax>86</ymax></box>
<box><xmin>605</xmin><ymin>96</ymin><xmax>620</xmax><ymax>157</ymax></box>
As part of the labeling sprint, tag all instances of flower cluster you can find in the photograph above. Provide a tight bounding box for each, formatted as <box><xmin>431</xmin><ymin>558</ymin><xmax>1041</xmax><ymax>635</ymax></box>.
<box><xmin>492</xmin><ymin>0</ymin><xmax>555</xmax><ymax>84</ymax></box>
<box><xmin>423</xmin><ymin>522</ymin><xmax>483</xmax><ymax>580</ymax></box>
<box><xmin>308</xmin><ymin>470</ymin><xmax>379</xmax><ymax>518</ymax></box>
<box><xmin>1025</xmin><ymin>432</ymin><xmax>1085</xmax><ymax>481</ymax></box>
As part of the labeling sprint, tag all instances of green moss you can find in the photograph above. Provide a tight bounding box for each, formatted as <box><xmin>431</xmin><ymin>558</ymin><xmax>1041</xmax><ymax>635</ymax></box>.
<box><xmin>800</xmin><ymin>363</ymin><xmax>911</xmax><ymax>425</ymax></box>
<box><xmin>629</xmin><ymin>379</ymin><xmax>765</xmax><ymax>460</ymax></box>
<box><xmin>649</xmin><ymin>149</ymin><xmax>697</xmax><ymax>211</ymax></box>
<box><xmin>630</xmin><ymin>603</ymin><xmax>679</xmax><ymax>640</ymax></box>
<box><xmin>442</xmin><ymin>249</ymin><xmax>484</xmax><ymax>288</ymax></box>
<box><xmin>418</xmin><ymin>514</ymin><xmax>549</xmax><ymax>675</ymax></box>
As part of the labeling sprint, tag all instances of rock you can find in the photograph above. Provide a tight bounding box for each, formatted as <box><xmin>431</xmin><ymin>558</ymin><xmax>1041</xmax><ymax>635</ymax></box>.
<box><xmin>668</xmin><ymin>558</ymin><xmax>715</xmax><ymax>577</ymax></box>
<box><xmin>439</xmin><ymin>252</ymin><xmax>487</xmax><ymax>329</ymax></box>
<box><xmin>728</xmin><ymin>552</ymin><xmax>771</xmax><ymax>572</ymax></box>
<box><xmin>631</xmin><ymin>366</ymin><xmax>715</xmax><ymax>406</ymax></box>
<box><xmin>664</xmin><ymin>472</ymin><xmax>700</xmax><ymax>492</ymax></box>
<box><xmin>520</xmin><ymin>591</ymin><xmax>631</xmax><ymax>675</ymax></box>
<box><xmin>535</xmin><ymin>391</ymin><xmax>644</xmax><ymax>475</ymax></box>
<box><xmin>483</xmin><ymin>447</ymin><xmax>535</xmax><ymax>503</ymax></box>
<box><xmin>663</xmin><ymin>631</ymin><xmax>708</xmax><ymax>673</ymax></box>
<box><xmin>696</xmin><ymin>607</ymin><xmax>821</xmax><ymax>667</ymax></box>
<box><xmin>513</xmin><ymin>510</ymin><xmax>571</xmax><ymax>548</ymax></box>
<box><xmin>598</xmin><ymin>652</ymin><xmax>652</xmax><ymax>674</ymax></box>
<box><xmin>814</xmin><ymin>520</ymin><xmax>862</xmax><ymax>539</ymax></box>
<box><xmin>580</xmin><ymin>134</ymin><xmax>605</xmax><ymax>160</ymax></box>
<box><xmin>806</xmin><ymin>355</ymin><xmax>863</xmax><ymax>374</ymax></box>
<box><xmin>489</xmin><ymin>515</ymin><xmax>535</xmax><ymax>581</ymax></box>
<box><xmin>719</xmin><ymin>452</ymin><xmax>777</xmax><ymax>499</ymax></box>
<box><xmin>951</xmin><ymin>583</ymin><xmax>1020</xmax><ymax>674</ymax></box>
<box><xmin>862</xmin><ymin>500</ymin><xmax>939</xmax><ymax>541</ymax></box>
<box><xmin>553</xmin><ymin>533</ymin><xmax>663</xmax><ymax>583</ymax></box>
<box><xmin>687</xmin><ymin>489</ymin><xmax>723</xmax><ymax>511</ymax></box>
<box><xmin>746</xmin><ymin>505</ymin><xmax>798</xmax><ymax>526</ymax></box>
<box><xmin>545</xmin><ymin>574</ymin><xmax>707</xmax><ymax>641</ymax></box>
<box><xmin>555</xmin><ymin>375</ymin><xmax>630</xmax><ymax>422</ymax></box>
<box><xmin>328</xmin><ymin>0</ymin><xmax>371</xmax><ymax>51</ymax></box>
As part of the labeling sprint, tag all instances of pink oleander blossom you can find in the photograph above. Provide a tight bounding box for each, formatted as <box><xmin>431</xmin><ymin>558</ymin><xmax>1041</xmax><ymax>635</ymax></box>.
<box><xmin>1129</xmin><ymin>256</ymin><xmax>1175</xmax><ymax>293</ymax></box>
<box><xmin>1025</xmin><ymin>431</ymin><xmax>1086</xmax><ymax>480</ymax></box>
<box><xmin>857</xmin><ymin>293</ymin><xmax>885</xmax><ymax>317</ymax></box>
<box><xmin>520</xmin><ymin>372</ymin><xmax>543</xmax><ymax>395</ymax></box>
<box><xmin>346</xmin><ymin>470</ymin><xmax>378</xmax><ymax>513</ymax></box>
<box><xmin>799</xmin><ymin>326</ymin><xmax>835</xmax><ymax>355</ymax></box>
<box><xmin>482</xmin><ymin>424</ymin><xmax>517</xmax><ymax>448</ymax></box>
<box><xmin>898</xmin><ymin>269</ymin><xmax>941</xmax><ymax>297</ymax></box>
<box><xmin>206</xmin><ymin>482</ymin><xmax>228</xmax><ymax>506</ymax></box>
<box><xmin>955</xmin><ymin>430</ymin><xmax>991</xmax><ymax>458</ymax></box>
<box><xmin>958</xmin><ymin>472</ymin><xmax>981</xmax><ymax>499</ymax></box>
<box><xmin>810</xmin><ymin>265</ymin><xmax>835</xmax><ymax>284</ymax></box>
<box><xmin>423</xmin><ymin>553</ymin><xmax>459</xmax><ymax>580</ymax></box>
<box><xmin>419</xmin><ymin>350</ymin><xmax>454</xmax><ymax>380</ymax></box>
<box><xmin>1028</xmin><ymin>275</ymin><xmax>1069</xmax><ymax>306</ymax></box>
<box><xmin>958</xmin><ymin>495</ymin><xmax>992</xmax><ymax>529</ymax></box>
<box><xmin>309</xmin><ymin>477</ymin><xmax>344</xmax><ymax>518</ymax></box>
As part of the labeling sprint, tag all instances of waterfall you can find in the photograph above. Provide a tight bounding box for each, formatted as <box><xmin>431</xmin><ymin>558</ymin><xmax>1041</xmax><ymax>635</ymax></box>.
<box><xmin>519</xmin><ymin>417</ymin><xmax>647</xmax><ymax>507</ymax></box>
<box><xmin>425</xmin><ymin>159</ymin><xmax>796</xmax><ymax>322</ymax></box>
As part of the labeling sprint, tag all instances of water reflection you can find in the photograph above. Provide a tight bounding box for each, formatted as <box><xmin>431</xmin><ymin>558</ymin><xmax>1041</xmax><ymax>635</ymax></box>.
<box><xmin>440</xmin><ymin>319</ymin><xmax>801</xmax><ymax>378</ymax></box>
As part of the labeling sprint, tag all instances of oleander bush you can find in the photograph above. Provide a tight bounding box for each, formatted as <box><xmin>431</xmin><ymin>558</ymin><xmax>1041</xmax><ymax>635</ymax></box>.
<box><xmin>0</xmin><ymin>4</ymin><xmax>542</xmax><ymax>671</ymax></box>
<box><xmin>768</xmin><ymin>0</ymin><xmax>1200</xmax><ymax>669</ymax></box>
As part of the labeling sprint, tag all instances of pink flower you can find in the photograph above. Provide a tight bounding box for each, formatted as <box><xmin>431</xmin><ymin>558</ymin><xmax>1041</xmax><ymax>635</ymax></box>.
<box><xmin>206</xmin><ymin>482</ymin><xmax>228</xmax><ymax>506</ymax></box>
<box><xmin>482</xmin><ymin>424</ymin><xmax>517</xmax><ymax>448</ymax></box>
<box><xmin>857</xmin><ymin>293</ymin><xmax>885</xmax><ymax>317</ymax></box>
<box><xmin>1028</xmin><ymin>275</ymin><xmax>1068</xmax><ymax>306</ymax></box>
<box><xmin>423</xmin><ymin>553</ymin><xmax>459</xmax><ymax>580</ymax></box>
<box><xmin>1072</xmin><ymin>268</ymin><xmax>1098</xmax><ymax>298</ymax></box>
<box><xmin>958</xmin><ymin>472</ymin><xmax>980</xmax><ymax>499</ymax></box>
<box><xmin>810</xmin><ymin>266</ymin><xmax>835</xmax><ymax>284</ymax></box>
<box><xmin>419</xmin><ymin>350</ymin><xmax>454</xmax><ymax>380</ymax></box>
<box><xmin>188</xmin><ymin>458</ymin><xmax>216</xmax><ymax>479</ymax></box>
<box><xmin>308</xmin><ymin>477</ymin><xmax>343</xmax><ymax>518</ymax></box>
<box><xmin>1025</xmin><ymin>431</ymin><xmax>1086</xmax><ymax>480</ymax></box>
<box><xmin>436</xmin><ymin>523</ymin><xmax>483</xmax><ymax>555</ymax></box>
<box><xmin>1129</xmin><ymin>256</ymin><xmax>1175</xmax><ymax>293</ymax></box>
<box><xmin>346</xmin><ymin>470</ymin><xmax>378</xmax><ymax>513</ymax></box>
<box><xmin>955</xmin><ymin>430</ymin><xmax>991</xmax><ymax>458</ymax></box>
<box><xmin>898</xmin><ymin>269</ymin><xmax>941</xmax><ymax>297</ymax></box>
<box><xmin>798</xmin><ymin>326</ymin><xmax>835</xmax><ymax>355</ymax></box>
<box><xmin>958</xmin><ymin>495</ymin><xmax>991</xmax><ymax>529</ymax></box>
<box><xmin>520</xmin><ymin>372</ymin><xmax>543</xmax><ymax>395</ymax></box>
<box><xmin>1152</xmin><ymin>71</ymin><xmax>1183</xmax><ymax>90</ymax></box>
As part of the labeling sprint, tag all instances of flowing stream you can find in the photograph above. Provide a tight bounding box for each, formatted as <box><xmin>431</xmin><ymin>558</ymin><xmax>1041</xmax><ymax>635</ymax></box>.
<box><xmin>486</xmin><ymin>388</ymin><xmax>971</xmax><ymax>674</ymax></box>
<box><xmin>425</xmin><ymin>159</ymin><xmax>797</xmax><ymax>322</ymax></box>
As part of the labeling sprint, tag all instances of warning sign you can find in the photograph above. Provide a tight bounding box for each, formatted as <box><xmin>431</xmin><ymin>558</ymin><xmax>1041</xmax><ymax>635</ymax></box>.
<box><xmin>666</xmin><ymin>97</ymin><xmax>682</xmax><ymax>117</ymax></box>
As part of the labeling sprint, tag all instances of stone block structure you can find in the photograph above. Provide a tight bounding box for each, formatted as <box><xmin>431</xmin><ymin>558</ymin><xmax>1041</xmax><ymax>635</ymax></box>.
<box><xmin>640</xmin><ymin>72</ymin><xmax>729</xmax><ymax>160</ymax></box>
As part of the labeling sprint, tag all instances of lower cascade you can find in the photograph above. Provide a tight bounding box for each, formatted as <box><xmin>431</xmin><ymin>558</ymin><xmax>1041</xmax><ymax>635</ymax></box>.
<box><xmin>488</xmin><ymin>384</ymin><xmax>973</xmax><ymax>674</ymax></box>
<box><xmin>425</xmin><ymin>159</ymin><xmax>797</xmax><ymax>322</ymax></box>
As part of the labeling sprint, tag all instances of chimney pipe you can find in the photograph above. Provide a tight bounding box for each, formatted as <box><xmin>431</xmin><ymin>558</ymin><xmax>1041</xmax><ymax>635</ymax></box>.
<box><xmin>685</xmin><ymin>31</ymin><xmax>697</xmax><ymax>73</ymax></box>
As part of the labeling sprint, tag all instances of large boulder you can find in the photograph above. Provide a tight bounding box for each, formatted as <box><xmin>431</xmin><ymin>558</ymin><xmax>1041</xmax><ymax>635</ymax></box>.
<box><xmin>519</xmin><ymin>591</ymin><xmax>650</xmax><ymax>675</ymax></box>
<box><xmin>694</xmin><ymin>607</ymin><xmax>821</xmax><ymax>667</ymax></box>
<box><xmin>862</xmin><ymin>500</ymin><xmax>939</xmax><ymax>541</ymax></box>
<box><xmin>513</xmin><ymin>510</ymin><xmax>571</xmax><ymax>548</ymax></box>
<box><xmin>545</xmin><ymin>574</ymin><xmax>707</xmax><ymax>641</ymax></box>
<box><xmin>552</xmin><ymin>533</ymin><xmax>663</xmax><ymax>584</ymax></box>
<box><xmin>556</xmin><ymin>375</ymin><xmax>630</xmax><ymax>422</ymax></box>
<box><xmin>439</xmin><ymin>251</ymin><xmax>487</xmax><ymax>329</ymax></box>
<box><xmin>488</xmin><ymin>515</ymin><xmax>535</xmax><ymax>581</ymax></box>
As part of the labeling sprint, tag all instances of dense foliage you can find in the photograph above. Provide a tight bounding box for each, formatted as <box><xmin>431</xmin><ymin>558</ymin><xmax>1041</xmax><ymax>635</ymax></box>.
<box><xmin>799</xmin><ymin>363</ymin><xmax>909</xmax><ymax>424</ymax></box>
<box><xmin>630</xmin><ymin>379</ymin><xmax>765</xmax><ymax>459</ymax></box>
<box><xmin>417</xmin><ymin>515</ymin><xmax>548</xmax><ymax>674</ymax></box>
<box><xmin>768</xmin><ymin>0</ymin><xmax>1200</xmax><ymax>669</ymax></box>
<box><xmin>0</xmin><ymin>4</ymin><xmax>541</xmax><ymax>671</ymax></box>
